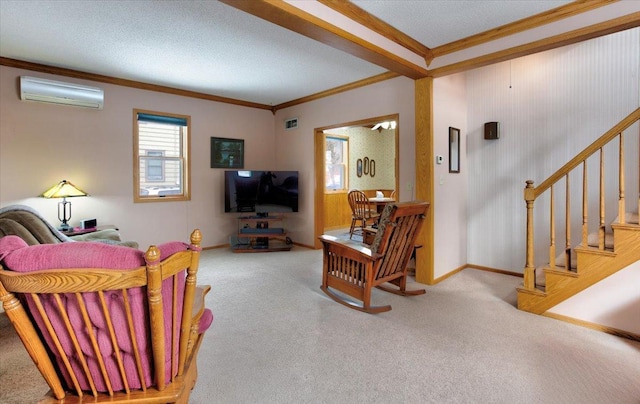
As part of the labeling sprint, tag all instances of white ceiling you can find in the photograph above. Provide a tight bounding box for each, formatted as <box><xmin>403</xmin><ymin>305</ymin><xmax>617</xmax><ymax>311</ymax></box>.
<box><xmin>351</xmin><ymin>0</ymin><xmax>571</xmax><ymax>48</ymax></box>
<box><xmin>0</xmin><ymin>1</ymin><xmax>636</xmax><ymax>107</ymax></box>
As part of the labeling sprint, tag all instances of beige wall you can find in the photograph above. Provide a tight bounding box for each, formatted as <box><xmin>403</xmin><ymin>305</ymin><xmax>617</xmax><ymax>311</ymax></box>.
<box><xmin>273</xmin><ymin>76</ymin><xmax>418</xmax><ymax>246</ymax></box>
<box><xmin>433</xmin><ymin>73</ymin><xmax>468</xmax><ymax>279</ymax></box>
<box><xmin>0</xmin><ymin>66</ymin><xmax>276</xmax><ymax>249</ymax></box>
<box><xmin>0</xmin><ymin>69</ymin><xmax>431</xmax><ymax>252</ymax></box>
<box><xmin>466</xmin><ymin>28</ymin><xmax>639</xmax><ymax>272</ymax></box>
<box><xmin>1</xmin><ymin>69</ymin><xmax>472</xmax><ymax>280</ymax></box>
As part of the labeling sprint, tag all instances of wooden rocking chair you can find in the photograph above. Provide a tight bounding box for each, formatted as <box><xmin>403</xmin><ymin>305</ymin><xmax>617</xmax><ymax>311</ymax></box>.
<box><xmin>320</xmin><ymin>201</ymin><xmax>429</xmax><ymax>313</ymax></box>
<box><xmin>0</xmin><ymin>229</ymin><xmax>212</xmax><ymax>403</ymax></box>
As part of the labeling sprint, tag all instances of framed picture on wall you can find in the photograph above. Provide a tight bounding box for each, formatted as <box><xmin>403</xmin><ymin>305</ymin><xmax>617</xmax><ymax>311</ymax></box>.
<box><xmin>211</xmin><ymin>137</ymin><xmax>244</xmax><ymax>168</ymax></box>
<box><xmin>357</xmin><ymin>158</ymin><xmax>363</xmax><ymax>177</ymax></box>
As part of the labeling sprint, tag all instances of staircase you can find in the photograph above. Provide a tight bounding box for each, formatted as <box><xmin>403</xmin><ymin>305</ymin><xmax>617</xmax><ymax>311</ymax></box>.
<box><xmin>517</xmin><ymin>108</ymin><xmax>640</xmax><ymax>314</ymax></box>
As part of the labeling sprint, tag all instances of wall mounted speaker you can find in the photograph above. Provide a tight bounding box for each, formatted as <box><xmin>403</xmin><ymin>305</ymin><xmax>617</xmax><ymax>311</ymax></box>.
<box><xmin>484</xmin><ymin>122</ymin><xmax>500</xmax><ymax>139</ymax></box>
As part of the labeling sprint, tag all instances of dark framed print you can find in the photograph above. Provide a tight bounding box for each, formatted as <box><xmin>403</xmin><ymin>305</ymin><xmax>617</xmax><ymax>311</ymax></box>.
<box><xmin>369</xmin><ymin>159</ymin><xmax>375</xmax><ymax>177</ymax></box>
<box><xmin>211</xmin><ymin>137</ymin><xmax>244</xmax><ymax>168</ymax></box>
<box><xmin>449</xmin><ymin>127</ymin><xmax>460</xmax><ymax>173</ymax></box>
<box><xmin>357</xmin><ymin>158</ymin><xmax>363</xmax><ymax>177</ymax></box>
<box><xmin>363</xmin><ymin>157</ymin><xmax>369</xmax><ymax>175</ymax></box>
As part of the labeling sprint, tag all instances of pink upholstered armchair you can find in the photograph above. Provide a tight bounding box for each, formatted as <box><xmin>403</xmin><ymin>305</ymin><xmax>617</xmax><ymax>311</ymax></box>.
<box><xmin>0</xmin><ymin>229</ymin><xmax>212</xmax><ymax>403</ymax></box>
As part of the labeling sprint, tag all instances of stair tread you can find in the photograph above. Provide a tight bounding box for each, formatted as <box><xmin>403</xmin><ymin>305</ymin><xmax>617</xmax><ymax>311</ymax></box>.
<box><xmin>587</xmin><ymin>231</ymin><xmax>614</xmax><ymax>249</ymax></box>
<box><xmin>614</xmin><ymin>212</ymin><xmax>639</xmax><ymax>225</ymax></box>
<box><xmin>554</xmin><ymin>249</ymin><xmax>577</xmax><ymax>269</ymax></box>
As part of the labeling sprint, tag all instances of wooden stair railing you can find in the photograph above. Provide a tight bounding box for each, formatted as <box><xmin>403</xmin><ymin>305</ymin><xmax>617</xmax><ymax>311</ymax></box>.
<box><xmin>520</xmin><ymin>108</ymin><xmax>640</xmax><ymax>297</ymax></box>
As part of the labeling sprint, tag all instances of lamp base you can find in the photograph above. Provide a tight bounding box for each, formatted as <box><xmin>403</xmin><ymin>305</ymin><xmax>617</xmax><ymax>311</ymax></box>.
<box><xmin>58</xmin><ymin>223</ymin><xmax>72</xmax><ymax>232</ymax></box>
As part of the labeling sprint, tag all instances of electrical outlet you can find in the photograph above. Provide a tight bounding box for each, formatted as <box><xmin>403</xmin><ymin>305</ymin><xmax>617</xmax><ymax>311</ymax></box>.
<box><xmin>407</xmin><ymin>182</ymin><xmax>413</xmax><ymax>191</ymax></box>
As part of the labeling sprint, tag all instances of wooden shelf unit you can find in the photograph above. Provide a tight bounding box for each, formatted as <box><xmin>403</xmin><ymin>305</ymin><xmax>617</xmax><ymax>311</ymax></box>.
<box><xmin>232</xmin><ymin>215</ymin><xmax>292</xmax><ymax>253</ymax></box>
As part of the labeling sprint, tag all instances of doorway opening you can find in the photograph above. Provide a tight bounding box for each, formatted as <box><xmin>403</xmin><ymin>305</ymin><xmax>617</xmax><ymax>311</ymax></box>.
<box><xmin>313</xmin><ymin>114</ymin><xmax>399</xmax><ymax>248</ymax></box>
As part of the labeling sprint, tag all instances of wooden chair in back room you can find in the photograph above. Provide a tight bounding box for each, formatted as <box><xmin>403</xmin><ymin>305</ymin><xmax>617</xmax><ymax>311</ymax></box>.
<box><xmin>347</xmin><ymin>189</ymin><xmax>380</xmax><ymax>239</ymax></box>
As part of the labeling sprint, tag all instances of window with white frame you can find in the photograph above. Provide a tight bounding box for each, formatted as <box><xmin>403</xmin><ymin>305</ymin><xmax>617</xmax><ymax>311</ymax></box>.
<box><xmin>134</xmin><ymin>110</ymin><xmax>190</xmax><ymax>202</ymax></box>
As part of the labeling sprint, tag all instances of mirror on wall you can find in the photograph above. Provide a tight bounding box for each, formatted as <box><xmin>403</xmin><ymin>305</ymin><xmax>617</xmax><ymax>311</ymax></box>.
<box><xmin>449</xmin><ymin>126</ymin><xmax>460</xmax><ymax>173</ymax></box>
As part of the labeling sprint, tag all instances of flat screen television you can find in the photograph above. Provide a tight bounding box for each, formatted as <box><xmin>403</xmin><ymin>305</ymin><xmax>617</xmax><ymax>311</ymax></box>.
<box><xmin>224</xmin><ymin>170</ymin><xmax>298</xmax><ymax>214</ymax></box>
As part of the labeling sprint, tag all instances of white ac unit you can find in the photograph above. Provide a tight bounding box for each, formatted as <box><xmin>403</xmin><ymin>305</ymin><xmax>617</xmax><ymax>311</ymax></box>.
<box><xmin>20</xmin><ymin>76</ymin><xmax>104</xmax><ymax>110</ymax></box>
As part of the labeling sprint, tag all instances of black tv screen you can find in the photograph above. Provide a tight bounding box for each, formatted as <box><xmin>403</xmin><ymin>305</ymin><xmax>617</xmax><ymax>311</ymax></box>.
<box><xmin>224</xmin><ymin>170</ymin><xmax>299</xmax><ymax>213</ymax></box>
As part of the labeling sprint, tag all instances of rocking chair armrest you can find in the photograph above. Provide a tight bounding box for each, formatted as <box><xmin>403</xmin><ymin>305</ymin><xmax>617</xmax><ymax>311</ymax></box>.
<box><xmin>318</xmin><ymin>235</ymin><xmax>383</xmax><ymax>262</ymax></box>
<box><xmin>192</xmin><ymin>285</ymin><xmax>211</xmax><ymax>322</ymax></box>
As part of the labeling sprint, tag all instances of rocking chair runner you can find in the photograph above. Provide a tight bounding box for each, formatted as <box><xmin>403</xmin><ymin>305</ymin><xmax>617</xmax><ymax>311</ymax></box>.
<box><xmin>320</xmin><ymin>201</ymin><xmax>430</xmax><ymax>313</ymax></box>
<box><xmin>0</xmin><ymin>229</ymin><xmax>212</xmax><ymax>403</ymax></box>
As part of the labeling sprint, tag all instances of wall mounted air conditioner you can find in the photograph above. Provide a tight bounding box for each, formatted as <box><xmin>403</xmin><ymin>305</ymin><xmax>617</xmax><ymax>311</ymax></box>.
<box><xmin>20</xmin><ymin>76</ymin><xmax>104</xmax><ymax>110</ymax></box>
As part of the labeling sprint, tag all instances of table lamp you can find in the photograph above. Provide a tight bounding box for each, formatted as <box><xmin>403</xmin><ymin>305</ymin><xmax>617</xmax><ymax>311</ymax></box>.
<box><xmin>40</xmin><ymin>180</ymin><xmax>88</xmax><ymax>231</ymax></box>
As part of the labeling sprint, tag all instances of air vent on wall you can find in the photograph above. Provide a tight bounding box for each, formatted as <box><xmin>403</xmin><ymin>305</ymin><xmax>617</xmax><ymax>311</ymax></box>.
<box><xmin>284</xmin><ymin>117</ymin><xmax>298</xmax><ymax>130</ymax></box>
<box><xmin>20</xmin><ymin>76</ymin><xmax>104</xmax><ymax>110</ymax></box>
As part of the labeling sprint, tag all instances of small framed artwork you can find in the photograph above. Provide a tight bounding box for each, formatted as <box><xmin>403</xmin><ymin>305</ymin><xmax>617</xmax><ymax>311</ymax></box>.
<box><xmin>356</xmin><ymin>158</ymin><xmax>363</xmax><ymax>177</ymax></box>
<box><xmin>369</xmin><ymin>159</ymin><xmax>375</xmax><ymax>177</ymax></box>
<box><xmin>363</xmin><ymin>157</ymin><xmax>369</xmax><ymax>175</ymax></box>
<box><xmin>449</xmin><ymin>127</ymin><xmax>460</xmax><ymax>173</ymax></box>
<box><xmin>211</xmin><ymin>137</ymin><xmax>244</xmax><ymax>168</ymax></box>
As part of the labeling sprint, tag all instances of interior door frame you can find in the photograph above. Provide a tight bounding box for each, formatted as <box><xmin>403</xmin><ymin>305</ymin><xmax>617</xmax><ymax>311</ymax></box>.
<box><xmin>314</xmin><ymin>113</ymin><xmax>400</xmax><ymax>249</ymax></box>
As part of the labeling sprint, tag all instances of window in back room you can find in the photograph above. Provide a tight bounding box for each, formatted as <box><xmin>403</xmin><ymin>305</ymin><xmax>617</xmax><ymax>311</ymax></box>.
<box><xmin>325</xmin><ymin>135</ymin><xmax>348</xmax><ymax>192</ymax></box>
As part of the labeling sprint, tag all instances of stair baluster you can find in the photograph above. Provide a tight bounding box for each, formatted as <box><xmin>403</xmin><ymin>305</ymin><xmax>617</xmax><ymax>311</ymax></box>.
<box><xmin>618</xmin><ymin>132</ymin><xmax>625</xmax><ymax>225</ymax></box>
<box><xmin>599</xmin><ymin>148</ymin><xmax>605</xmax><ymax>250</ymax></box>
<box><xmin>549</xmin><ymin>184</ymin><xmax>556</xmax><ymax>269</ymax></box>
<box><xmin>565</xmin><ymin>174</ymin><xmax>572</xmax><ymax>269</ymax></box>
<box><xmin>582</xmin><ymin>161</ymin><xmax>588</xmax><ymax>247</ymax></box>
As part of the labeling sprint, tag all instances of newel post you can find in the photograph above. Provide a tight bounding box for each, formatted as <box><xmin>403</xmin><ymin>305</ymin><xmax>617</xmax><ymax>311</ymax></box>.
<box><xmin>524</xmin><ymin>180</ymin><xmax>536</xmax><ymax>290</ymax></box>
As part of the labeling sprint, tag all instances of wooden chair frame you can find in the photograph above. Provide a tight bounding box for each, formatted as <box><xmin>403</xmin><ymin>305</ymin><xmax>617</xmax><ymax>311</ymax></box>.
<box><xmin>347</xmin><ymin>190</ymin><xmax>380</xmax><ymax>239</ymax></box>
<box><xmin>320</xmin><ymin>201</ymin><xmax>429</xmax><ymax>313</ymax></box>
<box><xmin>0</xmin><ymin>229</ymin><xmax>210</xmax><ymax>403</ymax></box>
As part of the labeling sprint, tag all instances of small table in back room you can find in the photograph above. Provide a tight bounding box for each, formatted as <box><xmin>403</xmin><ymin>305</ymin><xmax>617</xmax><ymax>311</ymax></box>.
<box><xmin>368</xmin><ymin>197</ymin><xmax>395</xmax><ymax>214</ymax></box>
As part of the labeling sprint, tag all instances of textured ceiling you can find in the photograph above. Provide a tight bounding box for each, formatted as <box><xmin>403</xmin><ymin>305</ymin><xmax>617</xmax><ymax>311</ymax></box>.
<box><xmin>0</xmin><ymin>0</ymin><xmax>385</xmax><ymax>106</ymax></box>
<box><xmin>0</xmin><ymin>0</ymin><xmax>625</xmax><ymax>107</ymax></box>
<box><xmin>352</xmin><ymin>0</ymin><xmax>573</xmax><ymax>48</ymax></box>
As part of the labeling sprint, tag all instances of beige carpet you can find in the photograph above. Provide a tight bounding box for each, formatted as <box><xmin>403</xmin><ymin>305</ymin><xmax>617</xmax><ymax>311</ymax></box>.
<box><xmin>1</xmin><ymin>247</ymin><xmax>639</xmax><ymax>403</ymax></box>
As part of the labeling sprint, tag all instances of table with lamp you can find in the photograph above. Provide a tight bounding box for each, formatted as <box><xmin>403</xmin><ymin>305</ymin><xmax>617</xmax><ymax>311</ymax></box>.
<box><xmin>40</xmin><ymin>179</ymin><xmax>116</xmax><ymax>236</ymax></box>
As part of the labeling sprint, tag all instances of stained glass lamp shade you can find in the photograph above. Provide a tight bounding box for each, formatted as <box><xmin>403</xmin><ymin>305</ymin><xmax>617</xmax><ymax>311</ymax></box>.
<box><xmin>40</xmin><ymin>180</ymin><xmax>88</xmax><ymax>231</ymax></box>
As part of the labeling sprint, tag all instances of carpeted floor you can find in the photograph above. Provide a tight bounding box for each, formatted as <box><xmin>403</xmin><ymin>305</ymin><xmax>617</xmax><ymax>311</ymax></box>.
<box><xmin>1</xmin><ymin>246</ymin><xmax>639</xmax><ymax>403</ymax></box>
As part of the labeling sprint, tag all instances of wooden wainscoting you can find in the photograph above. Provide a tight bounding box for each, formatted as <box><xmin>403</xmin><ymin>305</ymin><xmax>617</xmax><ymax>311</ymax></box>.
<box><xmin>324</xmin><ymin>191</ymin><xmax>352</xmax><ymax>231</ymax></box>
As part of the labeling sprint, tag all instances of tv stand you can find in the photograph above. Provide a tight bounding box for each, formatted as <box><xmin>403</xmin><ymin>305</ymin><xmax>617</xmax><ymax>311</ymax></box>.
<box><xmin>231</xmin><ymin>215</ymin><xmax>292</xmax><ymax>253</ymax></box>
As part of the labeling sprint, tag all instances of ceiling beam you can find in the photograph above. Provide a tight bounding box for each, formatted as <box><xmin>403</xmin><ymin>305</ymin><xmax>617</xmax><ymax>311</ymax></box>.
<box><xmin>429</xmin><ymin>11</ymin><xmax>640</xmax><ymax>77</ymax></box>
<box><xmin>273</xmin><ymin>71</ymin><xmax>400</xmax><ymax>111</ymax></box>
<box><xmin>219</xmin><ymin>0</ymin><xmax>429</xmax><ymax>80</ymax></box>
<box><xmin>431</xmin><ymin>0</ymin><xmax>619</xmax><ymax>58</ymax></box>
<box><xmin>317</xmin><ymin>0</ymin><xmax>434</xmax><ymax>66</ymax></box>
